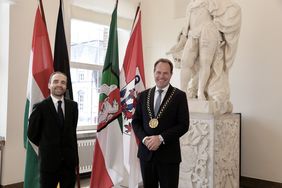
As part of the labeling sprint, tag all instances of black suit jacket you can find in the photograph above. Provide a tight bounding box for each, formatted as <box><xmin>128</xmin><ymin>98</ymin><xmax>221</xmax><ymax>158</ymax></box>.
<box><xmin>132</xmin><ymin>85</ymin><xmax>189</xmax><ymax>163</ymax></box>
<box><xmin>27</xmin><ymin>96</ymin><xmax>79</xmax><ymax>172</ymax></box>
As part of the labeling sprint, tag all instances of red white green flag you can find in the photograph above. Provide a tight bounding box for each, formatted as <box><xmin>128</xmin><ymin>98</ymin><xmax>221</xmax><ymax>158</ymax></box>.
<box><xmin>23</xmin><ymin>6</ymin><xmax>53</xmax><ymax>188</ymax></box>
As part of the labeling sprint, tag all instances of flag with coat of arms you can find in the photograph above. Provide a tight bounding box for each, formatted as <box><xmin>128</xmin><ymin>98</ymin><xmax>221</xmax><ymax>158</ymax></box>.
<box><xmin>120</xmin><ymin>6</ymin><xmax>146</xmax><ymax>188</ymax></box>
<box><xmin>90</xmin><ymin>1</ymin><xmax>124</xmax><ymax>188</ymax></box>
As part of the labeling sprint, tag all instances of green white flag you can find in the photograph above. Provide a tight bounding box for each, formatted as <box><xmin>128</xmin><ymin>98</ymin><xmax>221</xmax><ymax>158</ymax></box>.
<box><xmin>90</xmin><ymin>2</ymin><xmax>124</xmax><ymax>188</ymax></box>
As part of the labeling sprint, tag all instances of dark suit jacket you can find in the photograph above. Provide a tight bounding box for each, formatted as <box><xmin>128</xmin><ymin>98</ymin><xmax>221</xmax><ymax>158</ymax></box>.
<box><xmin>27</xmin><ymin>96</ymin><xmax>79</xmax><ymax>172</ymax></box>
<box><xmin>132</xmin><ymin>85</ymin><xmax>189</xmax><ymax>163</ymax></box>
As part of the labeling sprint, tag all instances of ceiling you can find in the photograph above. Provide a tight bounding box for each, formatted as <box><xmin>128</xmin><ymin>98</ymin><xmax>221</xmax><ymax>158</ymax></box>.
<box><xmin>71</xmin><ymin>0</ymin><xmax>140</xmax><ymax>20</ymax></box>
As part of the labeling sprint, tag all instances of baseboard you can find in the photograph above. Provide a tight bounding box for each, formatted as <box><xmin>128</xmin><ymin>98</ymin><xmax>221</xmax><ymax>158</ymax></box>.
<box><xmin>79</xmin><ymin>172</ymin><xmax>91</xmax><ymax>179</ymax></box>
<box><xmin>241</xmin><ymin>176</ymin><xmax>282</xmax><ymax>188</ymax></box>
<box><xmin>0</xmin><ymin>182</ymin><xmax>23</xmax><ymax>188</ymax></box>
<box><xmin>0</xmin><ymin>173</ymin><xmax>91</xmax><ymax>188</ymax></box>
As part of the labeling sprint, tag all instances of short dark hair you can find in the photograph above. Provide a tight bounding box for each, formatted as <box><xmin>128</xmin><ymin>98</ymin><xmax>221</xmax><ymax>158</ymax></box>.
<box><xmin>48</xmin><ymin>71</ymin><xmax>67</xmax><ymax>84</ymax></box>
<box><xmin>154</xmin><ymin>58</ymin><xmax>173</xmax><ymax>74</ymax></box>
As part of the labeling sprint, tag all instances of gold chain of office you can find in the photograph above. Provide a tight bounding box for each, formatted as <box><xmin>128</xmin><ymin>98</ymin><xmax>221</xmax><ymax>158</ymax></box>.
<box><xmin>147</xmin><ymin>87</ymin><xmax>176</xmax><ymax>128</ymax></box>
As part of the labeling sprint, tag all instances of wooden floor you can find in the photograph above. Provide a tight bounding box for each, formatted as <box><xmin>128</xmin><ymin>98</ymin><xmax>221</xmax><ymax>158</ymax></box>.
<box><xmin>78</xmin><ymin>177</ymin><xmax>282</xmax><ymax>188</ymax></box>
<box><xmin>78</xmin><ymin>178</ymin><xmax>144</xmax><ymax>188</ymax></box>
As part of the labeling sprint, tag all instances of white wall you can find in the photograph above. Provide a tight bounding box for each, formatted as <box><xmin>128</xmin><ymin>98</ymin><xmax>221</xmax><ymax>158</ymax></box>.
<box><xmin>141</xmin><ymin>0</ymin><xmax>282</xmax><ymax>183</ymax></box>
<box><xmin>232</xmin><ymin>0</ymin><xmax>282</xmax><ymax>182</ymax></box>
<box><xmin>1</xmin><ymin>0</ymin><xmax>282</xmax><ymax>185</ymax></box>
<box><xmin>0</xmin><ymin>2</ymin><xmax>9</xmax><ymax>138</ymax></box>
<box><xmin>141</xmin><ymin>0</ymin><xmax>184</xmax><ymax>88</ymax></box>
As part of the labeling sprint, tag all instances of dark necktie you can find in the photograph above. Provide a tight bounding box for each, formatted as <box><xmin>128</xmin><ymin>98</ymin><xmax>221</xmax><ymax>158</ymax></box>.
<box><xmin>154</xmin><ymin>89</ymin><xmax>163</xmax><ymax>116</ymax></box>
<box><xmin>58</xmin><ymin>100</ymin><xmax>64</xmax><ymax>128</ymax></box>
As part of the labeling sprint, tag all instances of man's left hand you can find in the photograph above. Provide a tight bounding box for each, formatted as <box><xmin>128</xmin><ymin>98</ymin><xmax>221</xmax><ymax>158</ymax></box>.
<box><xmin>145</xmin><ymin>135</ymin><xmax>162</xmax><ymax>151</ymax></box>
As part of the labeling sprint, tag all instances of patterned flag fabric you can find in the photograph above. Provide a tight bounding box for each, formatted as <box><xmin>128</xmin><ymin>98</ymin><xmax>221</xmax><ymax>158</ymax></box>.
<box><xmin>53</xmin><ymin>0</ymin><xmax>73</xmax><ymax>100</ymax></box>
<box><xmin>23</xmin><ymin>7</ymin><xmax>54</xmax><ymax>188</ymax></box>
<box><xmin>90</xmin><ymin>3</ymin><xmax>124</xmax><ymax>188</ymax></box>
<box><xmin>120</xmin><ymin>8</ymin><xmax>146</xmax><ymax>188</ymax></box>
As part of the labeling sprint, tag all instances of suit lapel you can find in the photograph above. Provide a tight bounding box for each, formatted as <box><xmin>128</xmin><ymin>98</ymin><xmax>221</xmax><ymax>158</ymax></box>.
<box><xmin>159</xmin><ymin>85</ymin><xmax>174</xmax><ymax>114</ymax></box>
<box><xmin>46</xmin><ymin>97</ymin><xmax>59</xmax><ymax>120</ymax></box>
<box><xmin>64</xmin><ymin>99</ymin><xmax>71</xmax><ymax>128</ymax></box>
<box><xmin>47</xmin><ymin>96</ymin><xmax>69</xmax><ymax>131</ymax></box>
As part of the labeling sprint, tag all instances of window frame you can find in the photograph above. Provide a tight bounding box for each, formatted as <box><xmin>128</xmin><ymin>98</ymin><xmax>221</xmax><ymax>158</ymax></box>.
<box><xmin>70</xmin><ymin>5</ymin><xmax>132</xmax><ymax>131</ymax></box>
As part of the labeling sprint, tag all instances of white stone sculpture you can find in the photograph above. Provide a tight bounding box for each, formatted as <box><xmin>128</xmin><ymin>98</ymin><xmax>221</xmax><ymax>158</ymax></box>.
<box><xmin>179</xmin><ymin>113</ymin><xmax>240</xmax><ymax>188</ymax></box>
<box><xmin>167</xmin><ymin>0</ymin><xmax>241</xmax><ymax>114</ymax></box>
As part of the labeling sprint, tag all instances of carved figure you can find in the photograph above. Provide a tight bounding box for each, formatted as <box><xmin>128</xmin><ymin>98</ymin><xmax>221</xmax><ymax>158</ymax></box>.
<box><xmin>167</xmin><ymin>0</ymin><xmax>241</xmax><ymax>114</ymax></box>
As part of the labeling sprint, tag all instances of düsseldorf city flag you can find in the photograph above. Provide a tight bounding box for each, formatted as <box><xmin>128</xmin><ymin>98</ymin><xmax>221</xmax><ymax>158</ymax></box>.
<box><xmin>120</xmin><ymin>7</ymin><xmax>146</xmax><ymax>188</ymax></box>
<box><xmin>90</xmin><ymin>2</ymin><xmax>124</xmax><ymax>188</ymax></box>
<box><xmin>23</xmin><ymin>7</ymin><xmax>53</xmax><ymax>188</ymax></box>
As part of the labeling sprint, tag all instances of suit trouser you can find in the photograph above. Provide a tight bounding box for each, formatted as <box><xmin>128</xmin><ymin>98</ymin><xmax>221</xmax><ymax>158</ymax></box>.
<box><xmin>140</xmin><ymin>160</ymin><xmax>180</xmax><ymax>188</ymax></box>
<box><xmin>40</xmin><ymin>163</ymin><xmax>76</xmax><ymax>188</ymax></box>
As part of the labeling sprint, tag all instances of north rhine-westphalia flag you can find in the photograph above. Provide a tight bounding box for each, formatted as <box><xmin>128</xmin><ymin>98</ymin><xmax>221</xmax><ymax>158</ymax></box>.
<box><xmin>90</xmin><ymin>2</ymin><xmax>124</xmax><ymax>188</ymax></box>
<box><xmin>120</xmin><ymin>7</ymin><xmax>146</xmax><ymax>188</ymax></box>
<box><xmin>53</xmin><ymin>0</ymin><xmax>73</xmax><ymax>100</ymax></box>
<box><xmin>23</xmin><ymin>6</ymin><xmax>53</xmax><ymax>188</ymax></box>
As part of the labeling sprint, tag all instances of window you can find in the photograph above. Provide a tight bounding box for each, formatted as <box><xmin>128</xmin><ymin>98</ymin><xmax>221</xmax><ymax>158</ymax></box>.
<box><xmin>70</xmin><ymin>16</ymin><xmax>130</xmax><ymax>130</ymax></box>
<box><xmin>71</xmin><ymin>19</ymin><xmax>108</xmax><ymax>65</ymax></box>
<box><xmin>78</xmin><ymin>72</ymin><xmax>84</xmax><ymax>81</ymax></box>
<box><xmin>77</xmin><ymin>90</ymin><xmax>84</xmax><ymax>111</ymax></box>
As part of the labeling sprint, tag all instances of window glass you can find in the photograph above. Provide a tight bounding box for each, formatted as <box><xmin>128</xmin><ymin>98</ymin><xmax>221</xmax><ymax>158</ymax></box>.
<box><xmin>71</xmin><ymin>19</ymin><xmax>108</xmax><ymax>65</ymax></box>
<box><xmin>70</xmin><ymin>19</ymin><xmax>130</xmax><ymax>130</ymax></box>
<box><xmin>71</xmin><ymin>68</ymin><xmax>100</xmax><ymax>127</ymax></box>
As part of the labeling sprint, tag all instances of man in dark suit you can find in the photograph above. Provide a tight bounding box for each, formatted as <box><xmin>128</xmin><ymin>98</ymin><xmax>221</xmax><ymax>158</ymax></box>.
<box><xmin>132</xmin><ymin>58</ymin><xmax>189</xmax><ymax>188</ymax></box>
<box><xmin>28</xmin><ymin>71</ymin><xmax>78</xmax><ymax>188</ymax></box>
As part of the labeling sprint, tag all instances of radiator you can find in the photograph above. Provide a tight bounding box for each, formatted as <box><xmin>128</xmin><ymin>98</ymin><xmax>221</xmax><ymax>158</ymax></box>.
<box><xmin>77</xmin><ymin>138</ymin><xmax>96</xmax><ymax>174</ymax></box>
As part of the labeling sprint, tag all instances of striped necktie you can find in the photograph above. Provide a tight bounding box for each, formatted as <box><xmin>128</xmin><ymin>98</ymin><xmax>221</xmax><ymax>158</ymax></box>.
<box><xmin>154</xmin><ymin>89</ymin><xmax>163</xmax><ymax>116</ymax></box>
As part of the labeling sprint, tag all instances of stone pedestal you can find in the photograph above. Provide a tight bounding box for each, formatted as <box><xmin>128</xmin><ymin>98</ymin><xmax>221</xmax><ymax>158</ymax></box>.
<box><xmin>179</xmin><ymin>113</ymin><xmax>240</xmax><ymax>188</ymax></box>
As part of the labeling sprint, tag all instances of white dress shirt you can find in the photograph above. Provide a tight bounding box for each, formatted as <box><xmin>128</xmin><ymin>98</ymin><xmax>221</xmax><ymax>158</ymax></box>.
<box><xmin>50</xmin><ymin>95</ymin><xmax>65</xmax><ymax>116</ymax></box>
<box><xmin>154</xmin><ymin>84</ymin><xmax>169</xmax><ymax>109</ymax></box>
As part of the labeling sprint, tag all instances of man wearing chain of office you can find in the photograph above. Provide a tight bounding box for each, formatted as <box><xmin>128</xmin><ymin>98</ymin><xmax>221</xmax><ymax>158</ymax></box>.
<box><xmin>132</xmin><ymin>58</ymin><xmax>190</xmax><ymax>188</ymax></box>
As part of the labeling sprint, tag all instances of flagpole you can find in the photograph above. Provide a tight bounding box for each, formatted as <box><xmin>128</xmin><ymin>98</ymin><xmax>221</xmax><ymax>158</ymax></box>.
<box><xmin>134</xmin><ymin>2</ymin><xmax>141</xmax><ymax>21</ymax></box>
<box><xmin>38</xmin><ymin>0</ymin><xmax>46</xmax><ymax>25</ymax></box>
<box><xmin>131</xmin><ymin>3</ymin><xmax>141</xmax><ymax>31</ymax></box>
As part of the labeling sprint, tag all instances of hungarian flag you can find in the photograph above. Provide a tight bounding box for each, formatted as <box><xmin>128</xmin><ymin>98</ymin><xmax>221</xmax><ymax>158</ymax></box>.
<box><xmin>23</xmin><ymin>6</ymin><xmax>53</xmax><ymax>188</ymax></box>
<box><xmin>120</xmin><ymin>7</ymin><xmax>145</xmax><ymax>188</ymax></box>
<box><xmin>90</xmin><ymin>2</ymin><xmax>124</xmax><ymax>188</ymax></box>
<box><xmin>53</xmin><ymin>0</ymin><xmax>73</xmax><ymax>100</ymax></box>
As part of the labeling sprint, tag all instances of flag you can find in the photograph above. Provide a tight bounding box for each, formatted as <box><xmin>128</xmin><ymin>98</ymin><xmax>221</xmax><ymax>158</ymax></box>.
<box><xmin>23</xmin><ymin>7</ymin><xmax>53</xmax><ymax>188</ymax></box>
<box><xmin>53</xmin><ymin>0</ymin><xmax>73</xmax><ymax>100</ymax></box>
<box><xmin>90</xmin><ymin>2</ymin><xmax>124</xmax><ymax>188</ymax></box>
<box><xmin>120</xmin><ymin>7</ymin><xmax>145</xmax><ymax>188</ymax></box>
<box><xmin>54</xmin><ymin>2</ymin><xmax>80</xmax><ymax>187</ymax></box>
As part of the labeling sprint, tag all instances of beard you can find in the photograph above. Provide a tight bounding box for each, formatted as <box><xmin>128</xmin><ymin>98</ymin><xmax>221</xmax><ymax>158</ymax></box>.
<box><xmin>52</xmin><ymin>87</ymin><xmax>66</xmax><ymax>97</ymax></box>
